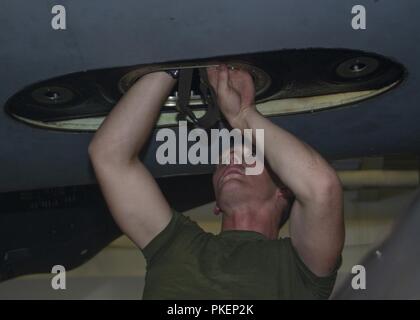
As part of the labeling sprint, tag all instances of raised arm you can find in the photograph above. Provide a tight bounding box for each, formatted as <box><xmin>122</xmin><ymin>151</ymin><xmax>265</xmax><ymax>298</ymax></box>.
<box><xmin>88</xmin><ymin>72</ymin><xmax>176</xmax><ymax>249</ymax></box>
<box><xmin>207</xmin><ymin>65</ymin><xmax>344</xmax><ymax>276</ymax></box>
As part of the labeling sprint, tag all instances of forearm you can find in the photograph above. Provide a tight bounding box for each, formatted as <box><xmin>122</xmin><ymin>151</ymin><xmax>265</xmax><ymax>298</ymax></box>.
<box><xmin>89</xmin><ymin>71</ymin><xmax>176</xmax><ymax>164</ymax></box>
<box><xmin>243</xmin><ymin>109</ymin><xmax>340</xmax><ymax>203</ymax></box>
<box><xmin>243</xmin><ymin>111</ymin><xmax>344</xmax><ymax>276</ymax></box>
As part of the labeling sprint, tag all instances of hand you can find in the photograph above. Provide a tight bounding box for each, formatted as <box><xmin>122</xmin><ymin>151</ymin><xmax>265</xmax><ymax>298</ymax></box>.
<box><xmin>207</xmin><ymin>64</ymin><xmax>256</xmax><ymax>130</ymax></box>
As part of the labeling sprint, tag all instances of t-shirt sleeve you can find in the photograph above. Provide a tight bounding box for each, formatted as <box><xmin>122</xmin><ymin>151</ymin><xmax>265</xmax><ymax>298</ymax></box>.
<box><xmin>284</xmin><ymin>238</ymin><xmax>342</xmax><ymax>299</ymax></box>
<box><xmin>141</xmin><ymin>210</ymin><xmax>207</xmax><ymax>265</ymax></box>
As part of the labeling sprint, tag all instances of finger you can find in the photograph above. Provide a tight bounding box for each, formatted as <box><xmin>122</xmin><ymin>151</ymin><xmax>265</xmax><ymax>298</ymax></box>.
<box><xmin>217</xmin><ymin>64</ymin><xmax>229</xmax><ymax>93</ymax></box>
<box><xmin>232</xmin><ymin>69</ymin><xmax>254</xmax><ymax>91</ymax></box>
<box><xmin>228</xmin><ymin>70</ymin><xmax>236</xmax><ymax>89</ymax></box>
<box><xmin>229</xmin><ymin>68</ymin><xmax>241</xmax><ymax>83</ymax></box>
<box><xmin>206</xmin><ymin>66</ymin><xmax>218</xmax><ymax>90</ymax></box>
<box><xmin>242</xmin><ymin>69</ymin><xmax>254</xmax><ymax>83</ymax></box>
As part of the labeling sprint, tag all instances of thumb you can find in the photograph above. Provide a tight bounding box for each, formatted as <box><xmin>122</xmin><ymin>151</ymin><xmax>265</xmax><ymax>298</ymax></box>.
<box><xmin>213</xmin><ymin>205</ymin><xmax>221</xmax><ymax>215</ymax></box>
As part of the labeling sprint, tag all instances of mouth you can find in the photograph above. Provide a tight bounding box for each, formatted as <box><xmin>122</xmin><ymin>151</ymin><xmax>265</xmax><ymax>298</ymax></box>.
<box><xmin>218</xmin><ymin>165</ymin><xmax>245</xmax><ymax>186</ymax></box>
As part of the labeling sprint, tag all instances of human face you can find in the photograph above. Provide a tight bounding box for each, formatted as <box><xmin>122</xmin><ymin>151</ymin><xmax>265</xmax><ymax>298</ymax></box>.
<box><xmin>212</xmin><ymin>148</ymin><xmax>278</xmax><ymax>211</ymax></box>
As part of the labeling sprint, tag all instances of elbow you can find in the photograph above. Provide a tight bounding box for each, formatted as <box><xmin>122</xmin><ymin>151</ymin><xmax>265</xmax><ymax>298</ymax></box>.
<box><xmin>88</xmin><ymin>141</ymin><xmax>95</xmax><ymax>158</ymax></box>
<box><xmin>88</xmin><ymin>140</ymin><xmax>102</xmax><ymax>164</ymax></box>
<box><xmin>88</xmin><ymin>140</ymin><xmax>137</xmax><ymax>169</ymax></box>
<box><xmin>88</xmin><ymin>140</ymin><xmax>114</xmax><ymax>168</ymax></box>
<box><xmin>316</xmin><ymin>170</ymin><xmax>342</xmax><ymax>199</ymax></box>
<box><xmin>321</xmin><ymin>169</ymin><xmax>342</xmax><ymax>190</ymax></box>
<box><xmin>301</xmin><ymin>169</ymin><xmax>342</xmax><ymax>204</ymax></box>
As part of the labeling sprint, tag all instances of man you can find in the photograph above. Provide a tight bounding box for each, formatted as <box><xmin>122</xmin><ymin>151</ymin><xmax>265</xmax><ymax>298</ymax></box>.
<box><xmin>88</xmin><ymin>65</ymin><xmax>344</xmax><ymax>299</ymax></box>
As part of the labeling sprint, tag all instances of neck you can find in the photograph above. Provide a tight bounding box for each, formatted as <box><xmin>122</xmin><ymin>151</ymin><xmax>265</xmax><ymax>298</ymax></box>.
<box><xmin>220</xmin><ymin>201</ymin><xmax>282</xmax><ymax>240</ymax></box>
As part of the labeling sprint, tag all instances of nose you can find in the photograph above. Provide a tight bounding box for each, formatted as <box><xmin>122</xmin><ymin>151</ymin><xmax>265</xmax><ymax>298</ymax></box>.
<box><xmin>226</xmin><ymin>145</ymin><xmax>254</xmax><ymax>165</ymax></box>
<box><xmin>221</xmin><ymin>148</ymin><xmax>242</xmax><ymax>165</ymax></box>
<box><xmin>229</xmin><ymin>150</ymin><xmax>237</xmax><ymax>164</ymax></box>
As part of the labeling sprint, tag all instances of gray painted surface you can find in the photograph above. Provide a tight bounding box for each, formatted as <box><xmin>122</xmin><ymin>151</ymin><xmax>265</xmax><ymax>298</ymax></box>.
<box><xmin>1</xmin><ymin>0</ymin><xmax>419</xmax><ymax>191</ymax></box>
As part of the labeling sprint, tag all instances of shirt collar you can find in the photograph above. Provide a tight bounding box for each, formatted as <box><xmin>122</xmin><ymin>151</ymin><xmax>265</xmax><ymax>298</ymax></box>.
<box><xmin>218</xmin><ymin>230</ymin><xmax>269</xmax><ymax>241</ymax></box>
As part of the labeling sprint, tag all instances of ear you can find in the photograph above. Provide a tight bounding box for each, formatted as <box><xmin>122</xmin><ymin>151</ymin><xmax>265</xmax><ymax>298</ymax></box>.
<box><xmin>213</xmin><ymin>205</ymin><xmax>221</xmax><ymax>216</ymax></box>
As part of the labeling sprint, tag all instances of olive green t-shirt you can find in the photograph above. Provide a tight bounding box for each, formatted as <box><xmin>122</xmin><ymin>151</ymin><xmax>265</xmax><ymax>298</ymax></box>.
<box><xmin>141</xmin><ymin>211</ymin><xmax>339</xmax><ymax>300</ymax></box>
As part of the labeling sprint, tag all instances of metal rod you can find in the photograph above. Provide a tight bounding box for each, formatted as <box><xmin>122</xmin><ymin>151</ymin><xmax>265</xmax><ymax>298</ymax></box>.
<box><xmin>337</xmin><ymin>170</ymin><xmax>420</xmax><ymax>189</ymax></box>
